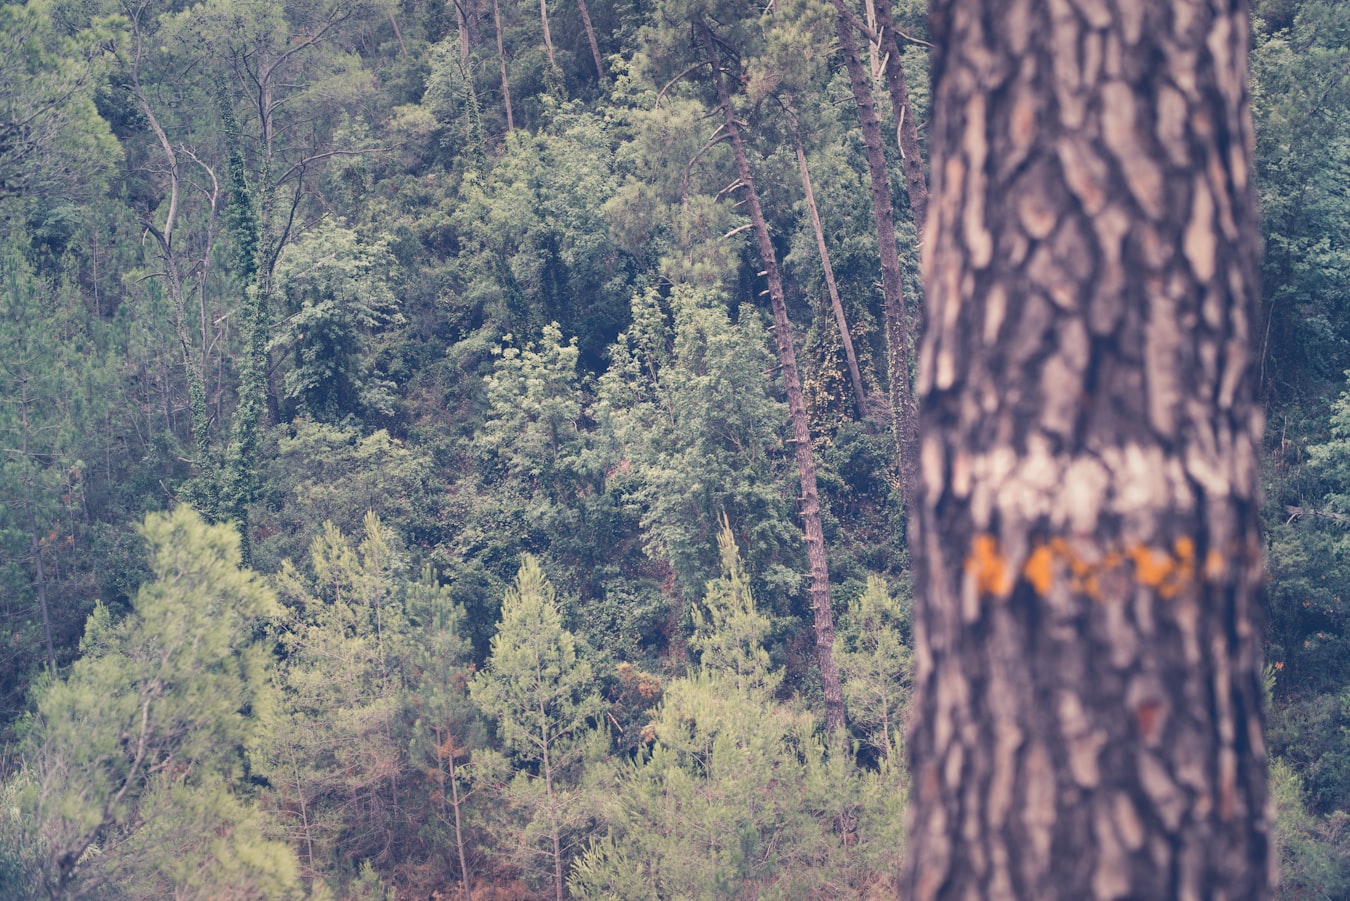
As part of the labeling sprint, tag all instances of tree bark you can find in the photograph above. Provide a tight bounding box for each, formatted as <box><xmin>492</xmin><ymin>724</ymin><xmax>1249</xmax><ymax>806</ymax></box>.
<box><xmin>830</xmin><ymin>0</ymin><xmax>916</xmax><ymax>505</ymax></box>
<box><xmin>791</xmin><ymin>117</ymin><xmax>867</xmax><ymax>417</ymax></box>
<box><xmin>455</xmin><ymin>0</ymin><xmax>471</xmax><ymax>66</ymax></box>
<box><xmin>699</xmin><ymin>23</ymin><xmax>845</xmax><ymax>738</ymax></box>
<box><xmin>906</xmin><ymin>1</ymin><xmax>1270</xmax><ymax>898</ymax></box>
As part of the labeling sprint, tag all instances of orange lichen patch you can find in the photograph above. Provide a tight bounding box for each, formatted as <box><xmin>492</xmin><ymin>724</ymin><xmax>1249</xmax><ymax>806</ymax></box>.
<box><xmin>966</xmin><ymin>534</ymin><xmax>1014</xmax><ymax>598</ymax></box>
<box><xmin>970</xmin><ymin>534</ymin><xmax>1214</xmax><ymax>603</ymax></box>
<box><xmin>1173</xmin><ymin>536</ymin><xmax>1195</xmax><ymax>561</ymax></box>
<box><xmin>1119</xmin><ymin>539</ymin><xmax>1202</xmax><ymax>598</ymax></box>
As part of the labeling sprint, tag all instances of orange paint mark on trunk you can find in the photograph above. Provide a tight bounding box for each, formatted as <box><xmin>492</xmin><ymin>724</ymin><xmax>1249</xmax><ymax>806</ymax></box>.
<box><xmin>966</xmin><ymin>534</ymin><xmax>1013</xmax><ymax>598</ymax></box>
<box><xmin>1022</xmin><ymin>543</ymin><xmax>1057</xmax><ymax>595</ymax></box>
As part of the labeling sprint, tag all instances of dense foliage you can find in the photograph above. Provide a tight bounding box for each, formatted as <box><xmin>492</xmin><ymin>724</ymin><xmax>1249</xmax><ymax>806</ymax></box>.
<box><xmin>0</xmin><ymin>0</ymin><xmax>1344</xmax><ymax>896</ymax></box>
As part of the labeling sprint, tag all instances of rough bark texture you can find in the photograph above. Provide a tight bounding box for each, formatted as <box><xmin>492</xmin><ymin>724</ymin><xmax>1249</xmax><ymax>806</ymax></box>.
<box><xmin>905</xmin><ymin>1</ymin><xmax>1271</xmax><ymax>898</ymax></box>
<box><xmin>830</xmin><ymin>0</ymin><xmax>917</xmax><ymax>505</ymax></box>
<box><xmin>699</xmin><ymin>23</ymin><xmax>845</xmax><ymax>737</ymax></box>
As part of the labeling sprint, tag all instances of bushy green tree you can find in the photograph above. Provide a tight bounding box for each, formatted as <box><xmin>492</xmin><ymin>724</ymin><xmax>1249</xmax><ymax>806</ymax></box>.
<box><xmin>446</xmin><ymin>110</ymin><xmax>635</xmax><ymax>367</ymax></box>
<box><xmin>1267</xmin><ymin>375</ymin><xmax>1350</xmax><ymax>814</ymax></box>
<box><xmin>1272</xmin><ymin>758</ymin><xmax>1350</xmax><ymax>900</ymax></box>
<box><xmin>598</xmin><ymin>287</ymin><xmax>801</xmax><ymax>607</ymax></box>
<box><xmin>1252</xmin><ymin>0</ymin><xmax>1350</xmax><ymax>400</ymax></box>
<box><xmin>571</xmin><ymin>526</ymin><xmax>905</xmax><ymax>899</ymax></box>
<box><xmin>0</xmin><ymin>248</ymin><xmax>97</xmax><ymax>686</ymax></box>
<box><xmin>404</xmin><ymin>568</ymin><xmax>485</xmax><ymax>899</ymax></box>
<box><xmin>0</xmin><ymin>0</ymin><xmax>122</xmax><ymax>206</ymax></box>
<box><xmin>25</xmin><ymin>505</ymin><xmax>300</xmax><ymax>899</ymax></box>
<box><xmin>470</xmin><ymin>555</ymin><xmax>602</xmax><ymax>901</ymax></box>
<box><xmin>835</xmin><ymin>575</ymin><xmax>910</xmax><ymax>759</ymax></box>
<box><xmin>472</xmin><ymin>320</ymin><xmax>661</xmax><ymax>664</ymax></box>
<box><xmin>257</xmin><ymin>512</ymin><xmax>411</xmax><ymax>884</ymax></box>
<box><xmin>251</xmin><ymin>419</ymin><xmax>439</xmax><ymax>573</ymax></box>
<box><xmin>272</xmin><ymin>219</ymin><xmax>403</xmax><ymax>424</ymax></box>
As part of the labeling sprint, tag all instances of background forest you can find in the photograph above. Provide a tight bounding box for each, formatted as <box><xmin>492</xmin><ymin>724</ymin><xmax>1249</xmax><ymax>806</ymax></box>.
<box><xmin>0</xmin><ymin>0</ymin><xmax>1345</xmax><ymax>897</ymax></box>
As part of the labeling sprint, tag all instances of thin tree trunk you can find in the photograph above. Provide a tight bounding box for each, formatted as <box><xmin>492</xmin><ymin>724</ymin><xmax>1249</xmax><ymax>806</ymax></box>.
<box><xmin>863</xmin><ymin>0</ymin><xmax>883</xmax><ymax>84</ymax></box>
<box><xmin>388</xmin><ymin>12</ymin><xmax>407</xmax><ymax>56</ymax></box>
<box><xmin>540</xmin><ymin>731</ymin><xmax>564</xmax><ymax>901</ymax></box>
<box><xmin>442</xmin><ymin>731</ymin><xmax>474</xmax><ymax>901</ymax></box>
<box><xmin>699</xmin><ymin>22</ymin><xmax>845</xmax><ymax>738</ymax></box>
<box><xmin>456</xmin><ymin>0</ymin><xmax>471</xmax><ymax>66</ymax></box>
<box><xmin>907</xmin><ymin>0</ymin><xmax>1269</xmax><ymax>897</ymax></box>
<box><xmin>126</xmin><ymin>44</ymin><xmax>214</xmax><ymax>467</ymax></box>
<box><xmin>575</xmin><ymin>0</ymin><xmax>605</xmax><ymax>82</ymax></box>
<box><xmin>790</xmin><ymin>117</ymin><xmax>867</xmax><ymax>416</ymax></box>
<box><xmin>493</xmin><ymin>0</ymin><xmax>514</xmax><ymax>131</ymax></box>
<box><xmin>830</xmin><ymin>0</ymin><xmax>915</xmax><ymax>506</ymax></box>
<box><xmin>18</xmin><ymin>374</ymin><xmax>56</xmax><ymax>672</ymax></box>
<box><xmin>539</xmin><ymin>0</ymin><xmax>555</xmax><ymax>69</ymax></box>
<box><xmin>870</xmin><ymin>0</ymin><xmax>929</xmax><ymax>240</ymax></box>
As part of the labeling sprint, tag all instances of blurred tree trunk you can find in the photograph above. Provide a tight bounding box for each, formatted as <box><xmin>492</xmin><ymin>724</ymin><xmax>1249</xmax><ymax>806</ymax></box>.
<box><xmin>906</xmin><ymin>0</ymin><xmax>1272</xmax><ymax>897</ymax></box>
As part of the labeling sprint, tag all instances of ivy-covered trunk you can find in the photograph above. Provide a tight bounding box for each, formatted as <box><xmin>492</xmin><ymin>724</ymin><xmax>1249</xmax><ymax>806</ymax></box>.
<box><xmin>699</xmin><ymin>21</ymin><xmax>846</xmax><ymax>738</ymax></box>
<box><xmin>906</xmin><ymin>0</ymin><xmax>1270</xmax><ymax>897</ymax></box>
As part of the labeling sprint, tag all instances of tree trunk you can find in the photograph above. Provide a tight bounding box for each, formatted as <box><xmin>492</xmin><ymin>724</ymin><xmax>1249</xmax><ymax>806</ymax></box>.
<box><xmin>699</xmin><ymin>23</ymin><xmax>845</xmax><ymax>738</ymax></box>
<box><xmin>441</xmin><ymin>731</ymin><xmax>474</xmax><ymax>901</ymax></box>
<box><xmin>493</xmin><ymin>0</ymin><xmax>514</xmax><ymax>131</ymax></box>
<box><xmin>539</xmin><ymin>0</ymin><xmax>555</xmax><ymax>69</ymax></box>
<box><xmin>790</xmin><ymin>118</ymin><xmax>867</xmax><ymax>417</ymax></box>
<box><xmin>126</xmin><ymin>47</ymin><xmax>214</xmax><ymax>468</ymax></box>
<box><xmin>830</xmin><ymin>0</ymin><xmax>915</xmax><ymax>505</ymax></box>
<box><xmin>18</xmin><ymin>374</ymin><xmax>56</xmax><ymax>673</ymax></box>
<box><xmin>870</xmin><ymin>0</ymin><xmax>928</xmax><ymax>242</ymax></box>
<box><xmin>456</xmin><ymin>0</ymin><xmax>471</xmax><ymax>66</ymax></box>
<box><xmin>575</xmin><ymin>0</ymin><xmax>605</xmax><ymax>82</ymax></box>
<box><xmin>906</xmin><ymin>1</ymin><xmax>1270</xmax><ymax>897</ymax></box>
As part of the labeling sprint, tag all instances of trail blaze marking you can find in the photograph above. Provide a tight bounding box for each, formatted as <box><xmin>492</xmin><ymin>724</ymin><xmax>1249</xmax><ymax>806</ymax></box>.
<box><xmin>964</xmin><ymin>534</ymin><xmax>1219</xmax><ymax>601</ymax></box>
<box><xmin>965</xmin><ymin>534</ymin><xmax>1014</xmax><ymax>598</ymax></box>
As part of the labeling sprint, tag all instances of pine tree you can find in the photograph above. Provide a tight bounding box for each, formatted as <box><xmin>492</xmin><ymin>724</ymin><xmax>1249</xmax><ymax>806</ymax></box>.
<box><xmin>470</xmin><ymin>556</ymin><xmax>600</xmax><ymax>901</ymax></box>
